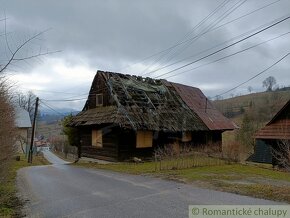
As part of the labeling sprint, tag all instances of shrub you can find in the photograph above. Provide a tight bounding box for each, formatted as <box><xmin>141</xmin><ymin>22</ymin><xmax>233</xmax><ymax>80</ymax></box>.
<box><xmin>0</xmin><ymin>79</ymin><xmax>16</xmax><ymax>182</ymax></box>
<box><xmin>154</xmin><ymin>142</ymin><xmax>226</xmax><ymax>171</ymax></box>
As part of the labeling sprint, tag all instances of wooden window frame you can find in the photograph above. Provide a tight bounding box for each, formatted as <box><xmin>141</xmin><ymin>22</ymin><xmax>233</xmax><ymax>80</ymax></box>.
<box><xmin>96</xmin><ymin>94</ymin><xmax>103</xmax><ymax>107</ymax></box>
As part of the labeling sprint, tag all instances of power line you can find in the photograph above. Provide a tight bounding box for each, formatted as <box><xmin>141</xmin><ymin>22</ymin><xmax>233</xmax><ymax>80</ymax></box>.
<box><xmin>154</xmin><ymin>14</ymin><xmax>290</xmax><ymax>79</ymax></box>
<box><xmin>10</xmin><ymin>1</ymin><xmax>286</xmax><ymax>102</ymax></box>
<box><xmin>215</xmin><ymin>0</ymin><xmax>282</xmax><ymax>30</ymax></box>
<box><xmin>41</xmin><ymin>97</ymin><xmax>87</xmax><ymax>102</ymax></box>
<box><xmin>39</xmin><ymin>54</ymin><xmax>290</xmax><ymax>110</ymax></box>
<box><xmin>146</xmin><ymin>12</ymin><xmax>288</xmax><ymax>77</ymax></box>
<box><xmin>16</xmin><ymin>84</ymin><xmax>92</xmax><ymax>101</ymax></box>
<box><xmin>139</xmin><ymin>0</ymin><xmax>232</xmax><ymax>75</ymax></box>
<box><xmin>31</xmin><ymin>89</ymin><xmax>86</xmax><ymax>95</ymax></box>
<box><xmin>24</xmin><ymin>84</ymin><xmax>108</xmax><ymax>102</ymax></box>
<box><xmin>40</xmin><ymin>85</ymin><xmax>112</xmax><ymax>101</ymax></box>
<box><xmin>144</xmin><ymin>0</ymin><xmax>247</xmax><ymax>76</ymax></box>
<box><xmin>39</xmin><ymin>100</ymin><xmax>67</xmax><ymax>116</ymax></box>
<box><xmin>214</xmin><ymin>52</ymin><xmax>290</xmax><ymax>98</ymax></box>
<box><xmin>118</xmin><ymin>0</ymin><xmax>283</xmax><ymax>73</ymax></box>
<box><xmin>163</xmin><ymin>31</ymin><xmax>290</xmax><ymax>79</ymax></box>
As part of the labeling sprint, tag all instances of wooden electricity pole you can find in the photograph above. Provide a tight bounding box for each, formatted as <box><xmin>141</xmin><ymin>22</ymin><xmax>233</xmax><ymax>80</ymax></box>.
<box><xmin>28</xmin><ymin>97</ymin><xmax>39</xmax><ymax>163</ymax></box>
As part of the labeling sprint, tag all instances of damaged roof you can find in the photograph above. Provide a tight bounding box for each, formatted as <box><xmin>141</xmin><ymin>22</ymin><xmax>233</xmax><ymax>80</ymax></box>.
<box><xmin>70</xmin><ymin>70</ymin><xmax>235</xmax><ymax>132</ymax></box>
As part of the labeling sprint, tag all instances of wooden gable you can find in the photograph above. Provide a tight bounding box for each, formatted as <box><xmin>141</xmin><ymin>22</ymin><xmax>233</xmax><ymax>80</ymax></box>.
<box><xmin>255</xmin><ymin>99</ymin><xmax>290</xmax><ymax>140</ymax></box>
<box><xmin>84</xmin><ymin>73</ymin><xmax>114</xmax><ymax>110</ymax></box>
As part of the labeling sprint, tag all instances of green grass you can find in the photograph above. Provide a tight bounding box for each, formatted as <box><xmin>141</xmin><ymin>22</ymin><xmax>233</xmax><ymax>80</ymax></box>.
<box><xmin>172</xmin><ymin>164</ymin><xmax>290</xmax><ymax>181</ymax></box>
<box><xmin>76</xmin><ymin>161</ymin><xmax>157</xmax><ymax>174</ymax></box>
<box><xmin>0</xmin><ymin>153</ymin><xmax>50</xmax><ymax>217</ymax></box>
<box><xmin>74</xmin><ymin>160</ymin><xmax>290</xmax><ymax>203</ymax></box>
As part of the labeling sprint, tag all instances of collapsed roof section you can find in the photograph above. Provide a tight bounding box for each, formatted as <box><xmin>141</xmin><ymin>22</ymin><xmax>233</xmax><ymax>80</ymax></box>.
<box><xmin>71</xmin><ymin>71</ymin><xmax>236</xmax><ymax>132</ymax></box>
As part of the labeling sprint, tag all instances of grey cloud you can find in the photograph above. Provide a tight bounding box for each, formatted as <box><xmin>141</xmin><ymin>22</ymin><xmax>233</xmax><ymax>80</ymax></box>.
<box><xmin>0</xmin><ymin>0</ymin><xmax>289</xmax><ymax>108</ymax></box>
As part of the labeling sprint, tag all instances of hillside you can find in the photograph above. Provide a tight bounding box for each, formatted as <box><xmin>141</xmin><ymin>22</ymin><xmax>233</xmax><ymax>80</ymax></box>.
<box><xmin>35</xmin><ymin>110</ymin><xmax>79</xmax><ymax>142</ymax></box>
<box><xmin>213</xmin><ymin>90</ymin><xmax>290</xmax><ymax>125</ymax></box>
<box><xmin>213</xmin><ymin>90</ymin><xmax>290</xmax><ymax>161</ymax></box>
<box><xmin>39</xmin><ymin>110</ymin><xmax>79</xmax><ymax>125</ymax></box>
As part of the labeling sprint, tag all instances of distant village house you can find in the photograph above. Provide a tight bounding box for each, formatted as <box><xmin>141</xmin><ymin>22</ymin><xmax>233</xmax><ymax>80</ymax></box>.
<box><xmin>15</xmin><ymin>107</ymin><xmax>32</xmax><ymax>153</ymax></box>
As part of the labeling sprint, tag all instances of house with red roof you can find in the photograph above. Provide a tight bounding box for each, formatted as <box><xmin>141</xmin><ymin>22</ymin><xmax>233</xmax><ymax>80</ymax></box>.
<box><xmin>251</xmin><ymin>99</ymin><xmax>290</xmax><ymax>165</ymax></box>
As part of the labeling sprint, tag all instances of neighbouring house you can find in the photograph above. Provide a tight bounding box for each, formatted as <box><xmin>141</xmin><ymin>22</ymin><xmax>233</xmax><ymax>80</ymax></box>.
<box><xmin>14</xmin><ymin>107</ymin><xmax>32</xmax><ymax>153</ymax></box>
<box><xmin>35</xmin><ymin>139</ymin><xmax>50</xmax><ymax>152</ymax></box>
<box><xmin>251</xmin><ymin>99</ymin><xmax>290</xmax><ymax>165</ymax></box>
<box><xmin>70</xmin><ymin>71</ymin><xmax>236</xmax><ymax>161</ymax></box>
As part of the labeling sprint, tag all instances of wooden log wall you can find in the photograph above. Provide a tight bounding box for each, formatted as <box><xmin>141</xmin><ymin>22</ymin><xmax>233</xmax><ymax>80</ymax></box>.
<box><xmin>80</xmin><ymin>126</ymin><xmax>119</xmax><ymax>161</ymax></box>
<box><xmin>80</xmin><ymin>126</ymin><xmax>223</xmax><ymax>161</ymax></box>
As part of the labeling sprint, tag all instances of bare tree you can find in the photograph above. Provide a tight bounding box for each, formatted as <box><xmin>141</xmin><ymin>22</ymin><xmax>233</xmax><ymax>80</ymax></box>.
<box><xmin>215</xmin><ymin>95</ymin><xmax>223</xmax><ymax>100</ymax></box>
<box><xmin>272</xmin><ymin>140</ymin><xmax>290</xmax><ymax>171</ymax></box>
<box><xmin>0</xmin><ymin>14</ymin><xmax>59</xmax><ymax>74</ymax></box>
<box><xmin>247</xmin><ymin>86</ymin><xmax>253</xmax><ymax>93</ymax></box>
<box><xmin>262</xmin><ymin>76</ymin><xmax>277</xmax><ymax>92</ymax></box>
<box><xmin>16</xmin><ymin>91</ymin><xmax>37</xmax><ymax>121</ymax></box>
<box><xmin>0</xmin><ymin>15</ymin><xmax>58</xmax><ymax>179</ymax></box>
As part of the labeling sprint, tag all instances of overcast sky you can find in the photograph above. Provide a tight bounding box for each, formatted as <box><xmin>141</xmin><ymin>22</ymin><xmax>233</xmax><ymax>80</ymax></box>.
<box><xmin>1</xmin><ymin>0</ymin><xmax>290</xmax><ymax>111</ymax></box>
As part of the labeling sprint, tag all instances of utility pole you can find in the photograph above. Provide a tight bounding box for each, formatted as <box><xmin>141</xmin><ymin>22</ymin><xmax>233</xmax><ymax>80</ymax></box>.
<box><xmin>28</xmin><ymin>97</ymin><xmax>39</xmax><ymax>163</ymax></box>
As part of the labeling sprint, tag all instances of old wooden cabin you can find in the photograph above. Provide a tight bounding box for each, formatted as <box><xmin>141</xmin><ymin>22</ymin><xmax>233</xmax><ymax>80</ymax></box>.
<box><xmin>251</xmin><ymin>99</ymin><xmax>290</xmax><ymax>166</ymax></box>
<box><xmin>70</xmin><ymin>71</ymin><xmax>236</xmax><ymax>161</ymax></box>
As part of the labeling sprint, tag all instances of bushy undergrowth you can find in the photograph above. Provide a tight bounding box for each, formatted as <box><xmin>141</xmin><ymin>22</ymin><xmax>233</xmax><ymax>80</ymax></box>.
<box><xmin>0</xmin><ymin>79</ymin><xmax>16</xmax><ymax>182</ymax></box>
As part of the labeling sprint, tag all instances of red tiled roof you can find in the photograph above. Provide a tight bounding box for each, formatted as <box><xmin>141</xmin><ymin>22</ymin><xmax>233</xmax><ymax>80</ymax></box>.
<box><xmin>171</xmin><ymin>82</ymin><xmax>236</xmax><ymax>131</ymax></box>
<box><xmin>255</xmin><ymin>99</ymin><xmax>290</xmax><ymax>140</ymax></box>
<box><xmin>255</xmin><ymin>119</ymin><xmax>290</xmax><ymax>140</ymax></box>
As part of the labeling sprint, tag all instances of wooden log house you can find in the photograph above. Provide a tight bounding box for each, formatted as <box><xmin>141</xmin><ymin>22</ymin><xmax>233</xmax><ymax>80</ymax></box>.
<box><xmin>70</xmin><ymin>71</ymin><xmax>236</xmax><ymax>161</ymax></box>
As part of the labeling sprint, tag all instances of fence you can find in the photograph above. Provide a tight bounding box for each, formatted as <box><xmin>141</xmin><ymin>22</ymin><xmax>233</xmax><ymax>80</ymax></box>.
<box><xmin>153</xmin><ymin>143</ymin><xmax>231</xmax><ymax>171</ymax></box>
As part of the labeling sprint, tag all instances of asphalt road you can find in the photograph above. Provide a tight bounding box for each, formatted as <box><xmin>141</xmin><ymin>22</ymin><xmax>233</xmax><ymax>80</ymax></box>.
<box><xmin>17</xmin><ymin>151</ymin><xmax>280</xmax><ymax>218</ymax></box>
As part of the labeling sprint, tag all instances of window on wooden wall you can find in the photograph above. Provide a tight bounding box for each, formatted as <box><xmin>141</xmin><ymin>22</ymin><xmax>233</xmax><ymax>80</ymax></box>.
<box><xmin>96</xmin><ymin>94</ymin><xmax>103</xmax><ymax>107</ymax></box>
<box><xmin>92</xmin><ymin>130</ymin><xmax>102</xmax><ymax>147</ymax></box>
<box><xmin>136</xmin><ymin>131</ymin><xmax>153</xmax><ymax>148</ymax></box>
<box><xmin>182</xmin><ymin>131</ymin><xmax>192</xmax><ymax>142</ymax></box>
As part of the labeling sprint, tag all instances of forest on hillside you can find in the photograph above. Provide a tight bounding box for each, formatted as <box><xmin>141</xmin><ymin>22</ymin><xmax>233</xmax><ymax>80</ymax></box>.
<box><xmin>214</xmin><ymin>90</ymin><xmax>290</xmax><ymax>161</ymax></box>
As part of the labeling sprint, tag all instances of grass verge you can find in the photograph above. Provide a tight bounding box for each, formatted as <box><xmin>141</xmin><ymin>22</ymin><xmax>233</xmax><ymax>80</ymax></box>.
<box><xmin>0</xmin><ymin>153</ymin><xmax>50</xmax><ymax>217</ymax></box>
<box><xmin>74</xmin><ymin>161</ymin><xmax>290</xmax><ymax>203</ymax></box>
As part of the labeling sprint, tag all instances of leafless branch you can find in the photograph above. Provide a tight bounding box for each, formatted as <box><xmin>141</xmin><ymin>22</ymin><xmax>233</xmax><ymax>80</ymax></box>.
<box><xmin>0</xmin><ymin>28</ymin><xmax>53</xmax><ymax>74</ymax></box>
<box><xmin>272</xmin><ymin>140</ymin><xmax>290</xmax><ymax>171</ymax></box>
<box><xmin>12</xmin><ymin>50</ymin><xmax>61</xmax><ymax>61</ymax></box>
<box><xmin>4</xmin><ymin>12</ymin><xmax>13</xmax><ymax>56</ymax></box>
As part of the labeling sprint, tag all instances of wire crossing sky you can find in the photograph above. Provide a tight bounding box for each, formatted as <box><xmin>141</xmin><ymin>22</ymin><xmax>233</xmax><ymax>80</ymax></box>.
<box><xmin>1</xmin><ymin>0</ymin><xmax>289</xmax><ymax>111</ymax></box>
